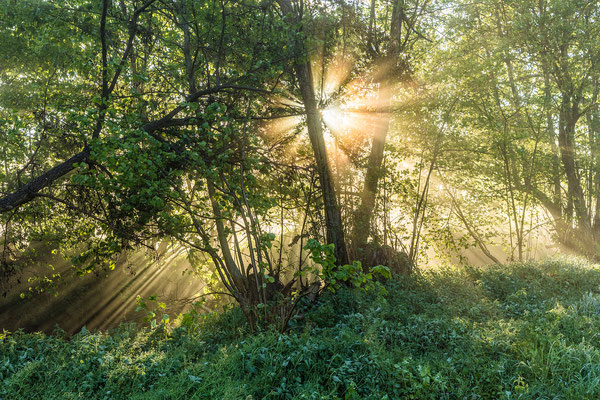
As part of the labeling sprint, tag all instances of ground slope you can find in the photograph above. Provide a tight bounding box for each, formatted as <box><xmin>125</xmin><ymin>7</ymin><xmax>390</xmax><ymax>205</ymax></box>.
<box><xmin>3</xmin><ymin>257</ymin><xmax>600</xmax><ymax>399</ymax></box>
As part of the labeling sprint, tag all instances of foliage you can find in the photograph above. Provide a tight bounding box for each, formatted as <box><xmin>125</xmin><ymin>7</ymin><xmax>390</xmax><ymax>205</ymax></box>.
<box><xmin>135</xmin><ymin>295</ymin><xmax>169</xmax><ymax>331</ymax></box>
<box><xmin>3</xmin><ymin>0</ymin><xmax>600</xmax><ymax>345</ymax></box>
<box><xmin>3</xmin><ymin>259</ymin><xmax>600</xmax><ymax>398</ymax></box>
<box><xmin>415</xmin><ymin>0</ymin><xmax>600</xmax><ymax>259</ymax></box>
<box><xmin>303</xmin><ymin>239</ymin><xmax>390</xmax><ymax>292</ymax></box>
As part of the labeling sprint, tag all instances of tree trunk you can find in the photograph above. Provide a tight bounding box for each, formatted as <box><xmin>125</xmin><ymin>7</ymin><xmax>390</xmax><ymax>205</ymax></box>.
<box><xmin>206</xmin><ymin>182</ymin><xmax>246</xmax><ymax>292</ymax></box>
<box><xmin>276</xmin><ymin>0</ymin><xmax>349</xmax><ymax>265</ymax></box>
<box><xmin>294</xmin><ymin>63</ymin><xmax>349</xmax><ymax>265</ymax></box>
<box><xmin>351</xmin><ymin>0</ymin><xmax>402</xmax><ymax>253</ymax></box>
<box><xmin>558</xmin><ymin>99</ymin><xmax>590</xmax><ymax>232</ymax></box>
<box><xmin>352</xmin><ymin>83</ymin><xmax>392</xmax><ymax>252</ymax></box>
<box><xmin>589</xmin><ymin>108</ymin><xmax>600</xmax><ymax>237</ymax></box>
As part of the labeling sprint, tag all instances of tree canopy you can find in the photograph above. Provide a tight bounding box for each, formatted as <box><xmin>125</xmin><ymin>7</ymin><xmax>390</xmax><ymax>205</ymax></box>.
<box><xmin>1</xmin><ymin>0</ymin><xmax>599</xmax><ymax>328</ymax></box>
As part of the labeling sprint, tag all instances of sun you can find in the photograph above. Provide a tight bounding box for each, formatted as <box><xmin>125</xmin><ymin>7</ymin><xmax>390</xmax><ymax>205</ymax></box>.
<box><xmin>262</xmin><ymin>51</ymin><xmax>397</xmax><ymax>164</ymax></box>
<box><xmin>321</xmin><ymin>106</ymin><xmax>348</xmax><ymax>131</ymax></box>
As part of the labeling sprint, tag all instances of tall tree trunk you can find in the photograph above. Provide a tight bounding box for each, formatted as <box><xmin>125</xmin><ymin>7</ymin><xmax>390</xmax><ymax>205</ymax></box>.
<box><xmin>589</xmin><ymin>108</ymin><xmax>600</xmax><ymax>237</ymax></box>
<box><xmin>351</xmin><ymin>0</ymin><xmax>403</xmax><ymax>253</ymax></box>
<box><xmin>277</xmin><ymin>0</ymin><xmax>349</xmax><ymax>265</ymax></box>
<box><xmin>294</xmin><ymin>63</ymin><xmax>349</xmax><ymax>265</ymax></box>
<box><xmin>558</xmin><ymin>98</ymin><xmax>590</xmax><ymax>233</ymax></box>
<box><xmin>352</xmin><ymin>83</ymin><xmax>392</xmax><ymax>251</ymax></box>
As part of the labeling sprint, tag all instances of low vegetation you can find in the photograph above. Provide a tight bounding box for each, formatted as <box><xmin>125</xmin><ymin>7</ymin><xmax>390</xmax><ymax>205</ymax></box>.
<box><xmin>3</xmin><ymin>258</ymin><xmax>600</xmax><ymax>399</ymax></box>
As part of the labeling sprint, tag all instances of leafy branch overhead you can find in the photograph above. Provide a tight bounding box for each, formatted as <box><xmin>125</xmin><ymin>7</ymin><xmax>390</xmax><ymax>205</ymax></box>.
<box><xmin>1</xmin><ymin>0</ymin><xmax>600</xmax><ymax>332</ymax></box>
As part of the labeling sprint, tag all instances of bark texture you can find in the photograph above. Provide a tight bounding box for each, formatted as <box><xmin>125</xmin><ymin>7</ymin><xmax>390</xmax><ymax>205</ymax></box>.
<box><xmin>277</xmin><ymin>0</ymin><xmax>349</xmax><ymax>264</ymax></box>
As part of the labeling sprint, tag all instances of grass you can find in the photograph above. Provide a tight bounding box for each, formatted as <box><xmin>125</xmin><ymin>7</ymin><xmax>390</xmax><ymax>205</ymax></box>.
<box><xmin>3</xmin><ymin>256</ymin><xmax>600</xmax><ymax>399</ymax></box>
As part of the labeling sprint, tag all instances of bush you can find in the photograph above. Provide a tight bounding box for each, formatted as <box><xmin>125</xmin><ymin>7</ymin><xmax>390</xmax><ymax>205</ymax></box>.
<box><xmin>3</xmin><ymin>258</ymin><xmax>600</xmax><ymax>399</ymax></box>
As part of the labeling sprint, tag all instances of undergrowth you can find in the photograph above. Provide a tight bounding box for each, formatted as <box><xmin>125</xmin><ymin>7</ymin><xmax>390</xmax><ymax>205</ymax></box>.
<box><xmin>3</xmin><ymin>257</ymin><xmax>600</xmax><ymax>399</ymax></box>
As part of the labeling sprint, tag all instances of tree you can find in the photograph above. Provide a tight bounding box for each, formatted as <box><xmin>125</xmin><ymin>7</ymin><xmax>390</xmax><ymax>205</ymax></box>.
<box><xmin>351</xmin><ymin>0</ymin><xmax>431</xmax><ymax>256</ymax></box>
<box><xmin>276</xmin><ymin>0</ymin><xmax>350</xmax><ymax>265</ymax></box>
<box><xmin>423</xmin><ymin>0</ymin><xmax>600</xmax><ymax>259</ymax></box>
<box><xmin>0</xmin><ymin>0</ymin><xmax>301</xmax><ymax>319</ymax></box>
<box><xmin>1</xmin><ymin>0</ymin><xmax>399</xmax><ymax>328</ymax></box>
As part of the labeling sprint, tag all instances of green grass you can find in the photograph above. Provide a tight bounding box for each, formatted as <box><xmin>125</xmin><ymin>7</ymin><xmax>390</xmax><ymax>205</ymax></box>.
<box><xmin>4</xmin><ymin>257</ymin><xmax>600</xmax><ymax>399</ymax></box>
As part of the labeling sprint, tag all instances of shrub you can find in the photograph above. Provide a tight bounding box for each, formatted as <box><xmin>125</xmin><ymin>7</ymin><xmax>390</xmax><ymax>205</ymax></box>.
<box><xmin>3</xmin><ymin>258</ymin><xmax>600</xmax><ymax>398</ymax></box>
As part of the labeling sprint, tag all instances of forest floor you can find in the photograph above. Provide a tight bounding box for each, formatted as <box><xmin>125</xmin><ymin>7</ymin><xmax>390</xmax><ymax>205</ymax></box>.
<box><xmin>3</xmin><ymin>257</ymin><xmax>600</xmax><ymax>399</ymax></box>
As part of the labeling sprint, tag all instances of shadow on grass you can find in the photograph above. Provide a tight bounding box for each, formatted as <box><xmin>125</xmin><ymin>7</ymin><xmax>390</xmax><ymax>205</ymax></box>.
<box><xmin>3</xmin><ymin>257</ymin><xmax>600</xmax><ymax>399</ymax></box>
